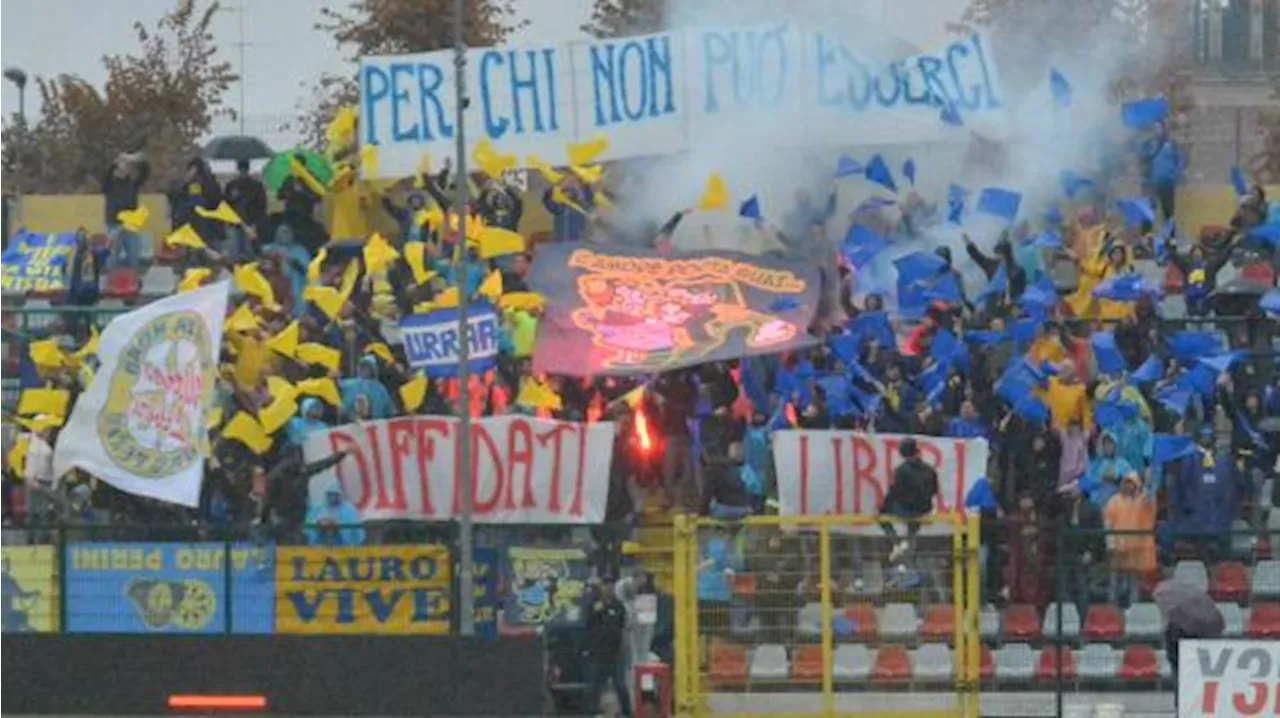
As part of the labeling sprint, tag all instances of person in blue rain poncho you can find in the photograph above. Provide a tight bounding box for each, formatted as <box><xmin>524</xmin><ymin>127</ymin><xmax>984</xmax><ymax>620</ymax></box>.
<box><xmin>1111</xmin><ymin>410</ymin><xmax>1153</xmax><ymax>478</ymax></box>
<box><xmin>287</xmin><ymin>397</ymin><xmax>330</xmax><ymax>447</ymax></box>
<box><xmin>341</xmin><ymin>354</ymin><xmax>394</xmax><ymax>420</ymax></box>
<box><xmin>1169</xmin><ymin>427</ymin><xmax>1240</xmax><ymax>562</ymax></box>
<box><xmin>1080</xmin><ymin>432</ymin><xmax>1135</xmax><ymax>508</ymax></box>
<box><xmin>304</xmin><ymin>483</ymin><xmax>367</xmax><ymax>546</ymax></box>
<box><xmin>696</xmin><ymin>526</ymin><xmax>741</xmax><ymax>637</ymax></box>
<box><xmin>740</xmin><ymin>408</ymin><xmax>780</xmax><ymax>510</ymax></box>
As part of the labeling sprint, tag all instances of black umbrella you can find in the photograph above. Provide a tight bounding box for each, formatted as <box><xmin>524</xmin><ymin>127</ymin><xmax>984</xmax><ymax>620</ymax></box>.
<box><xmin>1211</xmin><ymin>277</ymin><xmax>1272</xmax><ymax>316</ymax></box>
<box><xmin>202</xmin><ymin>135</ymin><xmax>274</xmax><ymax>163</ymax></box>
<box><xmin>1154</xmin><ymin>580</ymin><xmax>1224</xmax><ymax>637</ymax></box>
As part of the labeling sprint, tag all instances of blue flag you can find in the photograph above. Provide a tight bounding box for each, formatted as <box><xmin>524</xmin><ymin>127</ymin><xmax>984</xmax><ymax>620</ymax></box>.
<box><xmin>1095</xmin><ymin>398</ymin><xmax>1137</xmax><ymax>430</ymax></box>
<box><xmin>947</xmin><ymin>183</ymin><xmax>968</xmax><ymax>224</ymax></box>
<box><xmin>1092</xmin><ymin>274</ymin><xmax>1159</xmax><ymax>302</ymax></box>
<box><xmin>964</xmin><ymin>330</ymin><xmax>1009</xmax><ymax>345</ymax></box>
<box><xmin>1090</xmin><ymin>332</ymin><xmax>1127</xmax><ymax>374</ymax></box>
<box><xmin>1116</xmin><ymin>197</ymin><xmax>1156</xmax><ymax>228</ymax></box>
<box><xmin>835</xmin><ymin>155</ymin><xmax>864</xmax><ymax>178</ymax></box>
<box><xmin>977</xmin><ymin>187</ymin><xmax>1022</xmax><ymax>222</ymax></box>
<box><xmin>1122</xmin><ymin>97</ymin><xmax>1169</xmax><ymax>129</ymax></box>
<box><xmin>1248</xmin><ymin>222</ymin><xmax>1280</xmax><ymax>246</ymax></box>
<box><xmin>1010</xmin><ymin>318</ymin><xmax>1039</xmax><ymax>345</ymax></box>
<box><xmin>902</xmin><ymin>158</ymin><xmax>917</xmax><ymax>186</ymax></box>
<box><xmin>1019</xmin><ymin>277</ymin><xmax>1058</xmax><ymax>311</ymax></box>
<box><xmin>739</xmin><ymin>195</ymin><xmax>762</xmax><ymax>220</ymax></box>
<box><xmin>1044</xmin><ymin>205</ymin><xmax>1065</xmax><ymax>225</ymax></box>
<box><xmin>1230</xmin><ymin>165</ymin><xmax>1249</xmax><ymax>197</ymax></box>
<box><xmin>975</xmin><ymin>264</ymin><xmax>1008</xmax><ymax>303</ymax></box>
<box><xmin>864</xmin><ymin>154</ymin><xmax>897</xmax><ymax>193</ymax></box>
<box><xmin>1168</xmin><ymin>331</ymin><xmax>1222</xmax><ymax>361</ymax></box>
<box><xmin>1154</xmin><ymin>219</ymin><xmax>1175</xmax><ymax>264</ymax></box>
<box><xmin>1261</xmin><ymin>288</ymin><xmax>1280</xmax><ymax>316</ymax></box>
<box><xmin>842</xmin><ymin>224</ymin><xmax>890</xmax><ymax>268</ymax></box>
<box><xmin>1049</xmin><ymin>69</ymin><xmax>1072</xmax><ymax>108</ymax></box>
<box><xmin>1033</xmin><ymin>230</ymin><xmax>1063</xmax><ymax>248</ymax></box>
<box><xmin>1154</xmin><ymin>383</ymin><xmax>1193</xmax><ymax>417</ymax></box>
<box><xmin>1129</xmin><ymin>355</ymin><xmax>1164</xmax><ymax>385</ymax></box>
<box><xmin>1198</xmin><ymin>351</ymin><xmax>1244</xmax><ymax>374</ymax></box>
<box><xmin>1152</xmin><ymin>434</ymin><xmax>1198</xmax><ymax>464</ymax></box>
<box><xmin>847</xmin><ymin>311</ymin><xmax>896</xmax><ymax>351</ymax></box>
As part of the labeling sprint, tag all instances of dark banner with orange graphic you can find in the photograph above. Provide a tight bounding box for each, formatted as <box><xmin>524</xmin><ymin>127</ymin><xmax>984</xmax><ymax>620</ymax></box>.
<box><xmin>530</xmin><ymin>244</ymin><xmax>821</xmax><ymax>376</ymax></box>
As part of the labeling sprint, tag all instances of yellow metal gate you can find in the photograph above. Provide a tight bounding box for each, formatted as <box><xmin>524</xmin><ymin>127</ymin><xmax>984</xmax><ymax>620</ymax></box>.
<box><xmin>671</xmin><ymin>514</ymin><xmax>981</xmax><ymax>718</ymax></box>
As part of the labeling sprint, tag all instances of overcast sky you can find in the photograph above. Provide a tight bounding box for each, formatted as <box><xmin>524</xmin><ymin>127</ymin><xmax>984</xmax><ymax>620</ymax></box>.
<box><xmin>1</xmin><ymin>0</ymin><xmax>964</xmax><ymax>147</ymax></box>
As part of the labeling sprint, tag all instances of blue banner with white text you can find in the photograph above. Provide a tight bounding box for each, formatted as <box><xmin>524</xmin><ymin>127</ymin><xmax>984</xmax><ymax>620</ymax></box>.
<box><xmin>0</xmin><ymin>231</ymin><xmax>78</xmax><ymax>294</ymax></box>
<box><xmin>64</xmin><ymin>543</ymin><xmax>276</xmax><ymax>634</ymax></box>
<box><xmin>399</xmin><ymin>302</ymin><xmax>501</xmax><ymax>377</ymax></box>
<box><xmin>359</xmin><ymin>27</ymin><xmax>1005</xmax><ymax>177</ymax></box>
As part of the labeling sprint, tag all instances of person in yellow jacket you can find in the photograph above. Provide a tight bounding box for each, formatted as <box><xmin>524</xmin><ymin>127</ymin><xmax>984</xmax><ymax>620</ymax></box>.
<box><xmin>1104</xmin><ymin>472</ymin><xmax>1156</xmax><ymax>607</ymax></box>
<box><xmin>1045</xmin><ymin>361</ymin><xmax>1093</xmax><ymax>433</ymax></box>
<box><xmin>1066</xmin><ymin>227</ymin><xmax>1137</xmax><ymax>321</ymax></box>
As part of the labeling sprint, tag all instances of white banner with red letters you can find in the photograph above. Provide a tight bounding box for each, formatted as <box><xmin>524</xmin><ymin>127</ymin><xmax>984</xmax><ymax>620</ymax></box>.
<box><xmin>773</xmin><ymin>430</ymin><xmax>988</xmax><ymax>516</ymax></box>
<box><xmin>303</xmin><ymin>415</ymin><xmax>616</xmax><ymax>524</ymax></box>
<box><xmin>1179</xmin><ymin>640</ymin><xmax>1280</xmax><ymax>718</ymax></box>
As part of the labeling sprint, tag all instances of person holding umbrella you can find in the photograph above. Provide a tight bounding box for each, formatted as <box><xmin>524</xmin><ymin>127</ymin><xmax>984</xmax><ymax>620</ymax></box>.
<box><xmin>1154</xmin><ymin>579</ymin><xmax>1224</xmax><ymax>709</ymax></box>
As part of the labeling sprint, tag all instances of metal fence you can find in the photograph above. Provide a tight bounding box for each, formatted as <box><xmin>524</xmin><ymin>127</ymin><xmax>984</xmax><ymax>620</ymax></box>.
<box><xmin>670</xmin><ymin>513</ymin><xmax>982</xmax><ymax>718</ymax></box>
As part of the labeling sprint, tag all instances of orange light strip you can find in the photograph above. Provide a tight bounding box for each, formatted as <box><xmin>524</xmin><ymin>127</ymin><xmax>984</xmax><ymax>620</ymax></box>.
<box><xmin>168</xmin><ymin>695</ymin><xmax>267</xmax><ymax>711</ymax></box>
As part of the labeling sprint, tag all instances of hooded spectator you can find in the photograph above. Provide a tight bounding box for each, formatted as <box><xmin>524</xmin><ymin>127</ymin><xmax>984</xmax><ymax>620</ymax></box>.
<box><xmin>304</xmin><ymin>483</ymin><xmax>366</xmax><ymax>546</ymax></box>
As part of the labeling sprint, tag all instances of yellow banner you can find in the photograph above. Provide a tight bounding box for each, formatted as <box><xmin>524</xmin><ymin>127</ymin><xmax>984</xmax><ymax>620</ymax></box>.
<box><xmin>275</xmin><ymin>545</ymin><xmax>452</xmax><ymax>634</ymax></box>
<box><xmin>2</xmin><ymin>545</ymin><xmax>58</xmax><ymax>632</ymax></box>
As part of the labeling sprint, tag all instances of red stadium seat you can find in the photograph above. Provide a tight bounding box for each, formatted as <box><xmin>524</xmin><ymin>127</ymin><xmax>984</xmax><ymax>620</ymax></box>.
<box><xmin>1119</xmin><ymin>645</ymin><xmax>1159</xmax><ymax>681</ymax></box>
<box><xmin>844</xmin><ymin>603</ymin><xmax>879</xmax><ymax>640</ymax></box>
<box><xmin>105</xmin><ymin>268</ymin><xmax>140</xmax><ymax>299</ymax></box>
<box><xmin>1246</xmin><ymin>603</ymin><xmax>1280</xmax><ymax>639</ymax></box>
<box><xmin>1037</xmin><ymin>647</ymin><xmax>1076</xmax><ymax>682</ymax></box>
<box><xmin>1241</xmin><ymin>261</ymin><xmax>1276</xmax><ymax>286</ymax></box>
<box><xmin>1081</xmin><ymin>605</ymin><xmax>1124</xmax><ymax>642</ymax></box>
<box><xmin>1163</xmin><ymin>264</ymin><xmax>1184</xmax><ymax>293</ymax></box>
<box><xmin>980</xmin><ymin>645</ymin><xmax>995</xmax><ymax>681</ymax></box>
<box><xmin>791</xmin><ymin>646</ymin><xmax>824</xmax><ymax>682</ymax></box>
<box><xmin>1004</xmin><ymin>604</ymin><xmax>1042</xmax><ymax>642</ymax></box>
<box><xmin>1209</xmin><ymin>562</ymin><xmax>1249</xmax><ymax>603</ymax></box>
<box><xmin>731</xmin><ymin>574</ymin><xmax>756</xmax><ymax>597</ymax></box>
<box><xmin>709</xmin><ymin>641</ymin><xmax>749</xmax><ymax>684</ymax></box>
<box><xmin>871</xmin><ymin>645</ymin><xmax>912</xmax><ymax>682</ymax></box>
<box><xmin>921</xmin><ymin>604</ymin><xmax>957</xmax><ymax>643</ymax></box>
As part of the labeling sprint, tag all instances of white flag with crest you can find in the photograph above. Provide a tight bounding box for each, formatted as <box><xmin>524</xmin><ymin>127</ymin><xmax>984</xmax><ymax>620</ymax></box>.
<box><xmin>53</xmin><ymin>280</ymin><xmax>230</xmax><ymax>506</ymax></box>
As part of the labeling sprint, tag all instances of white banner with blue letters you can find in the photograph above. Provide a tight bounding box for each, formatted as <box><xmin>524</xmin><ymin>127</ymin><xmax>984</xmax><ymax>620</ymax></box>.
<box><xmin>360</xmin><ymin>27</ymin><xmax>1005</xmax><ymax>178</ymax></box>
<box><xmin>400</xmin><ymin>303</ymin><xmax>501</xmax><ymax>378</ymax></box>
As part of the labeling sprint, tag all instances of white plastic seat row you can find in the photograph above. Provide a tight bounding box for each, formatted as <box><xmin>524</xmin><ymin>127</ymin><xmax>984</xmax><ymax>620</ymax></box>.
<box><xmin>745</xmin><ymin>644</ymin><xmax>954</xmax><ymax>681</ymax></box>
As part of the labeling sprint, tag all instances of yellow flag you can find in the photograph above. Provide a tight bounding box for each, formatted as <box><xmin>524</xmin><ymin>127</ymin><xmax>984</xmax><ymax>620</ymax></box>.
<box><xmin>568</xmin><ymin>135</ymin><xmax>610</xmax><ymax>166</ymax></box>
<box><xmin>594</xmin><ymin>190</ymin><xmax>614</xmax><ymax>210</ymax></box>
<box><xmin>18</xmin><ymin>414</ymin><xmax>66</xmax><ymax>432</ymax></box>
<box><xmin>258</xmin><ymin>393</ymin><xmax>298</xmax><ymax>435</ymax></box>
<box><xmin>500</xmin><ymin>292</ymin><xmax>545</xmax><ymax>311</ymax></box>
<box><xmin>620</xmin><ymin>384</ymin><xmax>647</xmax><ymax>408</ymax></box>
<box><xmin>304</xmin><ymin>285</ymin><xmax>344</xmax><ymax>321</ymax></box>
<box><xmin>474</xmin><ymin>137</ymin><xmax>516</xmax><ymax>179</ymax></box>
<box><xmin>224</xmin><ymin>304</ymin><xmax>260</xmax><ymax>333</ymax></box>
<box><xmin>433</xmin><ymin>286</ymin><xmax>460</xmax><ymax>309</ymax></box>
<box><xmin>326</xmin><ymin>106</ymin><xmax>358</xmax><ymax>153</ymax></box>
<box><xmin>7</xmin><ymin>435</ymin><xmax>29</xmax><ymax>476</ymax></box>
<box><xmin>166</xmin><ymin>223</ymin><xmax>207</xmax><ymax>249</ymax></box>
<box><xmin>297</xmin><ymin>377</ymin><xmax>341</xmax><ymax>407</ymax></box>
<box><xmin>360</xmin><ymin>143</ymin><xmax>380</xmax><ymax>177</ymax></box>
<box><xmin>222</xmin><ymin>411</ymin><xmax>273</xmax><ymax>455</ymax></box>
<box><xmin>478</xmin><ymin>270</ymin><xmax>503</xmax><ymax>301</ymax></box>
<box><xmin>362</xmin><ymin>232</ymin><xmax>400</xmax><ymax>274</ymax></box>
<box><xmin>528</xmin><ymin>155</ymin><xmax>565</xmax><ymax>185</ymax></box>
<box><xmin>570</xmin><ymin>165</ymin><xmax>605</xmax><ymax>184</ymax></box>
<box><xmin>399</xmin><ymin>373</ymin><xmax>428</xmax><ymax>412</ymax></box>
<box><xmin>416</xmin><ymin>206</ymin><xmax>445</xmax><ymax>229</ymax></box>
<box><xmin>289</xmin><ymin>155</ymin><xmax>328</xmax><ymax>197</ymax></box>
<box><xmin>180</xmin><ymin>267</ymin><xmax>213</xmax><ymax>293</ymax></box>
<box><xmin>234</xmin><ymin>263</ymin><xmax>280</xmax><ymax>311</ymax></box>
<box><xmin>266</xmin><ymin>321</ymin><xmax>300</xmax><ymax>357</ymax></box>
<box><xmin>403</xmin><ymin>242</ymin><xmax>437</xmax><ymax>284</ymax></box>
<box><xmin>297</xmin><ymin>343</ymin><xmax>342</xmax><ymax>373</ymax></box>
<box><xmin>365</xmin><ymin>342</ymin><xmax>396</xmax><ymax>364</ymax></box>
<box><xmin>29</xmin><ymin>338</ymin><xmax>69</xmax><ymax>369</ymax></box>
<box><xmin>266</xmin><ymin>376</ymin><xmax>298</xmax><ymax>402</ymax></box>
<box><xmin>194</xmin><ymin>201</ymin><xmax>244</xmax><ymax>225</ymax></box>
<box><xmin>206</xmin><ymin>406</ymin><xmax>224</xmax><ymax>431</ymax></box>
<box><xmin>413</xmin><ymin>152</ymin><xmax>433</xmax><ymax>188</ymax></box>
<box><xmin>551</xmin><ymin>186</ymin><xmax>589</xmax><ymax>215</ymax></box>
<box><xmin>18</xmin><ymin>388</ymin><xmax>70</xmax><ymax>417</ymax></box>
<box><xmin>339</xmin><ymin>260</ymin><xmax>361</xmax><ymax>299</ymax></box>
<box><xmin>699</xmin><ymin>173</ymin><xmax>729</xmax><ymax>211</ymax></box>
<box><xmin>516</xmin><ymin>378</ymin><xmax>562</xmax><ymax>411</ymax></box>
<box><xmin>475</xmin><ymin>227</ymin><xmax>526</xmax><ymax>260</ymax></box>
<box><xmin>117</xmin><ymin>205</ymin><xmax>150</xmax><ymax>232</ymax></box>
<box><xmin>307</xmin><ymin>248</ymin><xmax>327</xmax><ymax>284</ymax></box>
<box><xmin>413</xmin><ymin>301</ymin><xmax>435</xmax><ymax>314</ymax></box>
<box><xmin>72</xmin><ymin>327</ymin><xmax>100</xmax><ymax>364</ymax></box>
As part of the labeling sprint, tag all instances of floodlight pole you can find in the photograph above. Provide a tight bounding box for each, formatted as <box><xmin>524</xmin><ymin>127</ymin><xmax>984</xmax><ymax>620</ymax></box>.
<box><xmin>452</xmin><ymin>0</ymin><xmax>476</xmax><ymax>637</ymax></box>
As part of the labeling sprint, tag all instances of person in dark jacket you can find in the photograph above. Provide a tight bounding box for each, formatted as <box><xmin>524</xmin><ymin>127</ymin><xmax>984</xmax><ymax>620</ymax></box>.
<box><xmin>584</xmin><ymin>577</ymin><xmax>631</xmax><ymax>717</ymax></box>
<box><xmin>169</xmin><ymin>158</ymin><xmax>224</xmax><ymax>248</ymax></box>
<box><xmin>542</xmin><ymin>175</ymin><xmax>594</xmax><ymax>242</ymax></box>
<box><xmin>1058</xmin><ymin>481</ymin><xmax>1105</xmax><ymax>621</ymax></box>
<box><xmin>223</xmin><ymin>159</ymin><xmax>268</xmax><ymax>258</ymax></box>
<box><xmin>102</xmin><ymin>152</ymin><xmax>149</xmax><ymax>269</ymax></box>
<box><xmin>964</xmin><ymin>233</ymin><xmax>1027</xmax><ymax>308</ymax></box>
<box><xmin>475</xmin><ymin>178</ymin><xmax>523</xmax><ymax>231</ymax></box>
<box><xmin>879</xmin><ymin>438</ymin><xmax>939</xmax><ymax>563</ymax></box>
<box><xmin>1168</xmin><ymin>236</ymin><xmax>1237</xmax><ymax>317</ymax></box>
<box><xmin>1170</xmin><ymin>427</ymin><xmax>1239</xmax><ymax>563</ymax></box>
